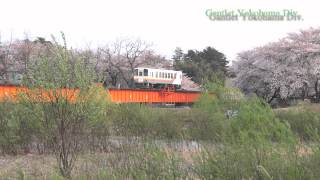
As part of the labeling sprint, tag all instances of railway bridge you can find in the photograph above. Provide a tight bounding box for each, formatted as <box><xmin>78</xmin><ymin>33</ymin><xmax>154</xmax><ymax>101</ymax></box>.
<box><xmin>0</xmin><ymin>85</ymin><xmax>201</xmax><ymax>104</ymax></box>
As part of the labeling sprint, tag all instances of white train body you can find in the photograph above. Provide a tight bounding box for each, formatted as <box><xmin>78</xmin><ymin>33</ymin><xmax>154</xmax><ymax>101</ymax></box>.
<box><xmin>133</xmin><ymin>67</ymin><xmax>182</xmax><ymax>88</ymax></box>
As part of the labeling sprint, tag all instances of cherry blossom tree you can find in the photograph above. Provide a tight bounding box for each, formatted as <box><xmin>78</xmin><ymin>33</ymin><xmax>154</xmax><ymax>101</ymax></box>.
<box><xmin>233</xmin><ymin>28</ymin><xmax>320</xmax><ymax>103</ymax></box>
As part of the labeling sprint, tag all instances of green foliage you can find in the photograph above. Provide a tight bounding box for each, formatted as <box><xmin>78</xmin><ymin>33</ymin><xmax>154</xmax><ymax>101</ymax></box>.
<box><xmin>111</xmin><ymin>104</ymin><xmax>186</xmax><ymax>140</ymax></box>
<box><xmin>24</xmin><ymin>33</ymin><xmax>95</xmax><ymax>90</ymax></box>
<box><xmin>173</xmin><ymin>47</ymin><xmax>228</xmax><ymax>85</ymax></box>
<box><xmin>112</xmin><ymin>104</ymin><xmax>153</xmax><ymax>137</ymax></box>
<box><xmin>192</xmin><ymin>82</ymin><xmax>294</xmax><ymax>144</ymax></box>
<box><xmin>0</xmin><ymin>101</ymin><xmax>20</xmax><ymax>154</ymax></box>
<box><xmin>195</xmin><ymin>144</ymin><xmax>311</xmax><ymax>180</ymax></box>
<box><xmin>0</xmin><ymin>100</ymin><xmax>40</xmax><ymax>155</ymax></box>
<box><xmin>187</xmin><ymin>107</ymin><xmax>227</xmax><ymax>142</ymax></box>
<box><xmin>18</xmin><ymin>33</ymin><xmax>110</xmax><ymax>178</ymax></box>
<box><xmin>276</xmin><ymin>108</ymin><xmax>320</xmax><ymax>141</ymax></box>
<box><xmin>149</xmin><ymin>109</ymin><xmax>185</xmax><ymax>139</ymax></box>
<box><xmin>108</xmin><ymin>143</ymin><xmax>188</xmax><ymax>179</ymax></box>
<box><xmin>230</xmin><ymin>97</ymin><xmax>295</xmax><ymax>145</ymax></box>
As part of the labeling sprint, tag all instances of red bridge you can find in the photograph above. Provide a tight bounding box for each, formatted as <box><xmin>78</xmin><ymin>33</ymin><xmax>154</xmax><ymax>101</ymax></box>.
<box><xmin>0</xmin><ymin>86</ymin><xmax>201</xmax><ymax>104</ymax></box>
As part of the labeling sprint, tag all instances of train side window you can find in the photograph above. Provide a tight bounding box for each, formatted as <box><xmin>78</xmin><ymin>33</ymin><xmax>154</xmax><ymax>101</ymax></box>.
<box><xmin>143</xmin><ymin>69</ymin><xmax>148</xmax><ymax>76</ymax></box>
<box><xmin>156</xmin><ymin>72</ymin><xmax>158</xmax><ymax>78</ymax></box>
<box><xmin>165</xmin><ymin>73</ymin><xmax>167</xmax><ymax>79</ymax></box>
<box><xmin>174</xmin><ymin>73</ymin><xmax>176</xmax><ymax>79</ymax></box>
<box><xmin>170</xmin><ymin>73</ymin><xmax>173</xmax><ymax>79</ymax></box>
<box><xmin>134</xmin><ymin>69</ymin><xmax>138</xmax><ymax>76</ymax></box>
<box><xmin>139</xmin><ymin>71</ymin><xmax>142</xmax><ymax>76</ymax></box>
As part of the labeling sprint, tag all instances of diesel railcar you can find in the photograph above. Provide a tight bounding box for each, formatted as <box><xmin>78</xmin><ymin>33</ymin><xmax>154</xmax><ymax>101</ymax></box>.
<box><xmin>133</xmin><ymin>67</ymin><xmax>182</xmax><ymax>89</ymax></box>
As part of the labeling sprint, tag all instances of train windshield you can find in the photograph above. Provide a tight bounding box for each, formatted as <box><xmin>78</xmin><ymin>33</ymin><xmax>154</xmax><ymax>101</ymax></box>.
<box><xmin>143</xmin><ymin>69</ymin><xmax>148</xmax><ymax>76</ymax></box>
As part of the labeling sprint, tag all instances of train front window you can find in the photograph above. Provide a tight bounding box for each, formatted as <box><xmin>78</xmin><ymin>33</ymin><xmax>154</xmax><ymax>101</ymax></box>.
<box><xmin>143</xmin><ymin>69</ymin><xmax>148</xmax><ymax>76</ymax></box>
<box><xmin>134</xmin><ymin>69</ymin><xmax>138</xmax><ymax>76</ymax></box>
<box><xmin>139</xmin><ymin>71</ymin><xmax>143</xmax><ymax>76</ymax></box>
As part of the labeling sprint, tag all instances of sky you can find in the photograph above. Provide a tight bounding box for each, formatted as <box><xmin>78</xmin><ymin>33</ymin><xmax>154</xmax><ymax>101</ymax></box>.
<box><xmin>0</xmin><ymin>0</ymin><xmax>319</xmax><ymax>63</ymax></box>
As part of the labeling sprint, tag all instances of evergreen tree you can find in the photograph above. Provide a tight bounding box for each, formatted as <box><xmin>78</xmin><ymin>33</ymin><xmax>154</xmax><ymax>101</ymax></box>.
<box><xmin>173</xmin><ymin>47</ymin><xmax>228</xmax><ymax>85</ymax></box>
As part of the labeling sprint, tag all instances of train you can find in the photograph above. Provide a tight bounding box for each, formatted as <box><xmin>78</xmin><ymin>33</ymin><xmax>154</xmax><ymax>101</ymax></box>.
<box><xmin>1</xmin><ymin>67</ymin><xmax>184</xmax><ymax>91</ymax></box>
<box><xmin>133</xmin><ymin>67</ymin><xmax>182</xmax><ymax>89</ymax></box>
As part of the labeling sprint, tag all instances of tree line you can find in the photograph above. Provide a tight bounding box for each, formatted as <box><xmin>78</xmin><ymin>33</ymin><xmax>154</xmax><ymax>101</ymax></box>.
<box><xmin>0</xmin><ymin>35</ymin><xmax>230</xmax><ymax>89</ymax></box>
<box><xmin>0</xmin><ymin>36</ymin><xmax>166</xmax><ymax>88</ymax></box>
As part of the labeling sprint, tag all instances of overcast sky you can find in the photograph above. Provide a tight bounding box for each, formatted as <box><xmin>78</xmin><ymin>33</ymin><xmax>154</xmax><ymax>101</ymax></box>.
<box><xmin>0</xmin><ymin>0</ymin><xmax>318</xmax><ymax>62</ymax></box>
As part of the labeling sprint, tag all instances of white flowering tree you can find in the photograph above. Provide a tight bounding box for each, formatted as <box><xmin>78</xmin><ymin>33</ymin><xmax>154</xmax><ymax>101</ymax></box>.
<box><xmin>233</xmin><ymin>28</ymin><xmax>320</xmax><ymax>103</ymax></box>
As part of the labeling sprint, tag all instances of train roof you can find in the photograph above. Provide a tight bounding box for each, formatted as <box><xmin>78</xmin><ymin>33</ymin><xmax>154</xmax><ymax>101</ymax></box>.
<box><xmin>134</xmin><ymin>67</ymin><xmax>182</xmax><ymax>72</ymax></box>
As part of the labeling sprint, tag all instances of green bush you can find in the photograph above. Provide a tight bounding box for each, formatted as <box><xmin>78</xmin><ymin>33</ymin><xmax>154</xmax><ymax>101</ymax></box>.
<box><xmin>19</xmin><ymin>33</ymin><xmax>110</xmax><ymax>178</ymax></box>
<box><xmin>0</xmin><ymin>101</ymin><xmax>20</xmax><ymax>155</ymax></box>
<box><xmin>230</xmin><ymin>97</ymin><xmax>295</xmax><ymax>145</ymax></box>
<box><xmin>276</xmin><ymin>108</ymin><xmax>320</xmax><ymax>141</ymax></box>
<box><xmin>186</xmin><ymin>108</ymin><xmax>227</xmax><ymax>142</ymax></box>
<box><xmin>150</xmin><ymin>109</ymin><xmax>185</xmax><ymax>140</ymax></box>
<box><xmin>192</xmin><ymin>82</ymin><xmax>294</xmax><ymax>144</ymax></box>
<box><xmin>112</xmin><ymin>104</ymin><xmax>153</xmax><ymax>137</ymax></box>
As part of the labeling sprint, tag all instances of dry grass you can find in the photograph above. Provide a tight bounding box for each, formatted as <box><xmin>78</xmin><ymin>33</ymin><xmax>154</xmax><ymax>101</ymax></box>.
<box><xmin>0</xmin><ymin>154</ymin><xmax>56</xmax><ymax>179</ymax></box>
<box><xmin>273</xmin><ymin>102</ymin><xmax>320</xmax><ymax>112</ymax></box>
<box><xmin>0</xmin><ymin>146</ymin><xmax>200</xmax><ymax>179</ymax></box>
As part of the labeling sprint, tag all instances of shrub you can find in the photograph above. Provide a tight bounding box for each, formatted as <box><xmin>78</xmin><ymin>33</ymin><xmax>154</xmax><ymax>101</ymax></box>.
<box><xmin>150</xmin><ymin>109</ymin><xmax>185</xmax><ymax>140</ymax></box>
<box><xmin>276</xmin><ymin>108</ymin><xmax>320</xmax><ymax>141</ymax></box>
<box><xmin>112</xmin><ymin>103</ymin><xmax>153</xmax><ymax>137</ymax></box>
<box><xmin>0</xmin><ymin>100</ymin><xmax>20</xmax><ymax>155</ymax></box>
<box><xmin>20</xmin><ymin>33</ymin><xmax>109</xmax><ymax>178</ymax></box>
<box><xmin>230</xmin><ymin>97</ymin><xmax>295</xmax><ymax>145</ymax></box>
